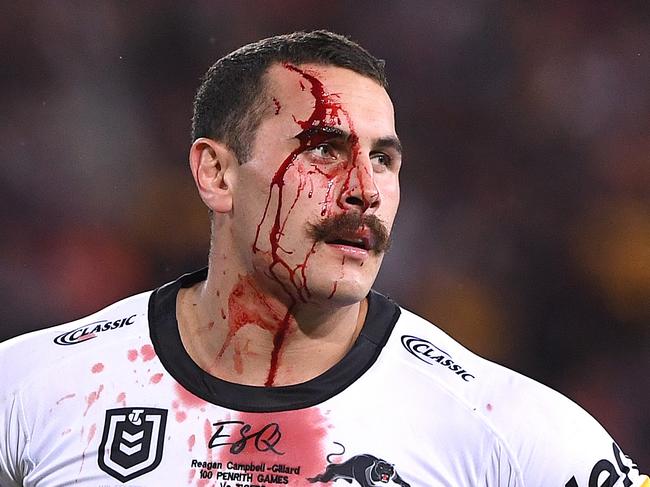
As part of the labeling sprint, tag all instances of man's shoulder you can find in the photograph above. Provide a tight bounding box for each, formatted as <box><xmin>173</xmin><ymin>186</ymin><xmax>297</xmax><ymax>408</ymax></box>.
<box><xmin>390</xmin><ymin>307</ymin><xmax>646</xmax><ymax>485</ymax></box>
<box><xmin>0</xmin><ymin>290</ymin><xmax>153</xmax><ymax>391</ymax></box>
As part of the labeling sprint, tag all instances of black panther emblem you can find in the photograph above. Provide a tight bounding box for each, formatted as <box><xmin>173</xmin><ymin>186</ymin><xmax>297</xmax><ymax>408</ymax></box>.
<box><xmin>308</xmin><ymin>443</ymin><xmax>410</xmax><ymax>487</ymax></box>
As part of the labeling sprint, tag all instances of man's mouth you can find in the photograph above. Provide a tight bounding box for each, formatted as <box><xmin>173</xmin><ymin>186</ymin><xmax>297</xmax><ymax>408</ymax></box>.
<box><xmin>326</xmin><ymin>238</ymin><xmax>370</xmax><ymax>250</ymax></box>
<box><xmin>325</xmin><ymin>228</ymin><xmax>374</xmax><ymax>251</ymax></box>
<box><xmin>307</xmin><ymin>213</ymin><xmax>390</xmax><ymax>255</ymax></box>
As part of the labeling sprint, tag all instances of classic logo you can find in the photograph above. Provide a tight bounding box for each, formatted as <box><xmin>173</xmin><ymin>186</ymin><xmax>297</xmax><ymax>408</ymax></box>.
<box><xmin>98</xmin><ymin>407</ymin><xmax>167</xmax><ymax>483</ymax></box>
<box><xmin>401</xmin><ymin>335</ymin><xmax>475</xmax><ymax>381</ymax></box>
<box><xmin>53</xmin><ymin>315</ymin><xmax>136</xmax><ymax>345</ymax></box>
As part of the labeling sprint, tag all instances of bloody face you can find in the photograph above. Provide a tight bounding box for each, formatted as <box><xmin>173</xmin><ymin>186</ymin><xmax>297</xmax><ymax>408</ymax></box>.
<box><xmin>228</xmin><ymin>63</ymin><xmax>401</xmax><ymax>309</ymax></box>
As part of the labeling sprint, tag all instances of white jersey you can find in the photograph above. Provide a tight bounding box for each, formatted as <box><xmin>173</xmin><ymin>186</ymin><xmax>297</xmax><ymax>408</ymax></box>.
<box><xmin>1</xmin><ymin>269</ymin><xmax>647</xmax><ymax>487</ymax></box>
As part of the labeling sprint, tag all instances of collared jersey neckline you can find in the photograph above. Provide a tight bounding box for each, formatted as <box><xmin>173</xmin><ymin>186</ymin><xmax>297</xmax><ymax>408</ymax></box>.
<box><xmin>148</xmin><ymin>268</ymin><xmax>401</xmax><ymax>412</ymax></box>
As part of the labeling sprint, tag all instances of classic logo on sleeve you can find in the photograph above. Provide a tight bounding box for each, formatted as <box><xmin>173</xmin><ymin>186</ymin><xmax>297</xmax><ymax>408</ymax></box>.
<box><xmin>53</xmin><ymin>315</ymin><xmax>136</xmax><ymax>345</ymax></box>
<box><xmin>98</xmin><ymin>407</ymin><xmax>168</xmax><ymax>482</ymax></box>
<box><xmin>401</xmin><ymin>335</ymin><xmax>475</xmax><ymax>381</ymax></box>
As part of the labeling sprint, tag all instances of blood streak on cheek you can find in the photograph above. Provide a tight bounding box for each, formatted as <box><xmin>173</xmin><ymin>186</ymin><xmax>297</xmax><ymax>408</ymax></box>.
<box><xmin>216</xmin><ymin>408</ymin><xmax>329</xmax><ymax>481</ymax></box>
<box><xmin>243</xmin><ymin>64</ymin><xmax>357</xmax><ymax>386</ymax></box>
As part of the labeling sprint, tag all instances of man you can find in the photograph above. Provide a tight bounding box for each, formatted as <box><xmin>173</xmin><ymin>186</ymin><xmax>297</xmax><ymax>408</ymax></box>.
<box><xmin>0</xmin><ymin>31</ymin><xmax>646</xmax><ymax>486</ymax></box>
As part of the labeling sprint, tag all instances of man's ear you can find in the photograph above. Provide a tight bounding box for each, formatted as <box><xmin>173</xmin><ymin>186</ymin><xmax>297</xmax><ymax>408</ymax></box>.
<box><xmin>189</xmin><ymin>137</ymin><xmax>238</xmax><ymax>213</ymax></box>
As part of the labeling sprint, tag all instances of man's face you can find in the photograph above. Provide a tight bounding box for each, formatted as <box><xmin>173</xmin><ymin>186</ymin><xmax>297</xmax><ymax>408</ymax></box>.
<box><xmin>229</xmin><ymin>63</ymin><xmax>401</xmax><ymax>307</ymax></box>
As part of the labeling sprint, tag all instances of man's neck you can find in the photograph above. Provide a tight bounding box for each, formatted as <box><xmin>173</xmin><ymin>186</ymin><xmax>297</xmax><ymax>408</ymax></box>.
<box><xmin>176</xmin><ymin>265</ymin><xmax>368</xmax><ymax>387</ymax></box>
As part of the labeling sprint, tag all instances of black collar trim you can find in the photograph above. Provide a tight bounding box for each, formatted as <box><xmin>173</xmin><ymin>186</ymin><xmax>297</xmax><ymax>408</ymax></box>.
<box><xmin>148</xmin><ymin>268</ymin><xmax>401</xmax><ymax>412</ymax></box>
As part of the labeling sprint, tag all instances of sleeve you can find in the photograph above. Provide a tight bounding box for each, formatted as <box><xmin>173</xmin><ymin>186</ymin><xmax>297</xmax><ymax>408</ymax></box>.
<box><xmin>0</xmin><ymin>391</ymin><xmax>30</xmax><ymax>486</ymax></box>
<box><xmin>502</xmin><ymin>383</ymin><xmax>648</xmax><ymax>487</ymax></box>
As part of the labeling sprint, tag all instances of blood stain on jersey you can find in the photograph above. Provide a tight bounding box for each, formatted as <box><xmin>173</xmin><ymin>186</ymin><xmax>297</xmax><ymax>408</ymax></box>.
<box><xmin>150</xmin><ymin>372</ymin><xmax>164</xmax><ymax>384</ymax></box>
<box><xmin>56</xmin><ymin>392</ymin><xmax>76</xmax><ymax>405</ymax></box>
<box><xmin>196</xmin><ymin>418</ymin><xmax>216</xmax><ymax>487</ymax></box>
<box><xmin>140</xmin><ymin>344</ymin><xmax>156</xmax><ymax>361</ymax></box>
<box><xmin>78</xmin><ymin>423</ymin><xmax>97</xmax><ymax>474</ymax></box>
<box><xmin>174</xmin><ymin>383</ymin><xmax>206</xmax><ymax>409</ymax></box>
<box><xmin>188</xmin><ymin>433</ymin><xmax>196</xmax><ymax>451</ymax></box>
<box><xmin>91</xmin><ymin>362</ymin><xmax>104</xmax><ymax>373</ymax></box>
<box><xmin>116</xmin><ymin>392</ymin><xmax>126</xmax><ymax>406</ymax></box>
<box><xmin>212</xmin><ymin>407</ymin><xmax>329</xmax><ymax>484</ymax></box>
<box><xmin>176</xmin><ymin>411</ymin><xmax>187</xmax><ymax>423</ymax></box>
<box><xmin>84</xmin><ymin>384</ymin><xmax>104</xmax><ymax>416</ymax></box>
<box><xmin>127</xmin><ymin>349</ymin><xmax>138</xmax><ymax>362</ymax></box>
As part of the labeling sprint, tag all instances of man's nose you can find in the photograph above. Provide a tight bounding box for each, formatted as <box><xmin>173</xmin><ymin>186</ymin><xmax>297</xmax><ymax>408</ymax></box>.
<box><xmin>340</xmin><ymin>159</ymin><xmax>381</xmax><ymax>212</ymax></box>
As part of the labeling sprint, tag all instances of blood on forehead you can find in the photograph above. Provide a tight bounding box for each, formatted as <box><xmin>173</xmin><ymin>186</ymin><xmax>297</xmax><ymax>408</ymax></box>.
<box><xmin>283</xmin><ymin>63</ymin><xmax>347</xmax><ymax>129</ymax></box>
<box><xmin>235</xmin><ymin>65</ymin><xmax>365</xmax><ymax>386</ymax></box>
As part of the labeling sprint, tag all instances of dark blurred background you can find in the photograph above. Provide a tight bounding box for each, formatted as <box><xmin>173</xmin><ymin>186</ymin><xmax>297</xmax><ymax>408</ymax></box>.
<box><xmin>1</xmin><ymin>0</ymin><xmax>648</xmax><ymax>467</ymax></box>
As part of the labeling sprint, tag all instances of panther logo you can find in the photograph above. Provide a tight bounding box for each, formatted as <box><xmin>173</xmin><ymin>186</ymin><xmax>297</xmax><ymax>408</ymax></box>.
<box><xmin>308</xmin><ymin>443</ymin><xmax>410</xmax><ymax>487</ymax></box>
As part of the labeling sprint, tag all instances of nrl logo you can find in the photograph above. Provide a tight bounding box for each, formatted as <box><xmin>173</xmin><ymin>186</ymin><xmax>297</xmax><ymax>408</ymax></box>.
<box><xmin>98</xmin><ymin>407</ymin><xmax>168</xmax><ymax>483</ymax></box>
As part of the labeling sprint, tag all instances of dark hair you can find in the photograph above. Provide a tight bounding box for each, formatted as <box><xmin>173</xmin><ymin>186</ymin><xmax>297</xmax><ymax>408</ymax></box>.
<box><xmin>191</xmin><ymin>30</ymin><xmax>387</xmax><ymax>162</ymax></box>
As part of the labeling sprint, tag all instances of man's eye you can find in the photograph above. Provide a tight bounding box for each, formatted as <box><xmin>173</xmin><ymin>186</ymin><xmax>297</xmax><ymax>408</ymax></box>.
<box><xmin>372</xmin><ymin>153</ymin><xmax>392</xmax><ymax>168</ymax></box>
<box><xmin>309</xmin><ymin>144</ymin><xmax>337</xmax><ymax>159</ymax></box>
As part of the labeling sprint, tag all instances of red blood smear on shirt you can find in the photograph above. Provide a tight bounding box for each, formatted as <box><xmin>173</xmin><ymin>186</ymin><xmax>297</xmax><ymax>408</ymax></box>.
<box><xmin>150</xmin><ymin>373</ymin><xmax>163</xmax><ymax>384</ymax></box>
<box><xmin>188</xmin><ymin>434</ymin><xmax>196</xmax><ymax>451</ymax></box>
<box><xmin>196</xmin><ymin>419</ymin><xmax>215</xmax><ymax>487</ymax></box>
<box><xmin>174</xmin><ymin>383</ymin><xmax>206</xmax><ymax>409</ymax></box>
<box><xmin>91</xmin><ymin>363</ymin><xmax>104</xmax><ymax>374</ymax></box>
<box><xmin>116</xmin><ymin>392</ymin><xmax>126</xmax><ymax>405</ymax></box>
<box><xmin>79</xmin><ymin>423</ymin><xmax>97</xmax><ymax>474</ymax></box>
<box><xmin>84</xmin><ymin>384</ymin><xmax>104</xmax><ymax>416</ymax></box>
<box><xmin>56</xmin><ymin>393</ymin><xmax>76</xmax><ymax>405</ymax></box>
<box><xmin>140</xmin><ymin>344</ymin><xmax>156</xmax><ymax>361</ymax></box>
<box><xmin>127</xmin><ymin>349</ymin><xmax>138</xmax><ymax>362</ymax></box>
<box><xmin>176</xmin><ymin>411</ymin><xmax>187</xmax><ymax>423</ymax></box>
<box><xmin>216</xmin><ymin>408</ymin><xmax>329</xmax><ymax>484</ymax></box>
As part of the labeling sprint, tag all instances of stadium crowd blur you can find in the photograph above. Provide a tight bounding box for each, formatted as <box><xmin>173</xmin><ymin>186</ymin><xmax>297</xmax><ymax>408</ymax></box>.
<box><xmin>1</xmin><ymin>1</ymin><xmax>648</xmax><ymax>466</ymax></box>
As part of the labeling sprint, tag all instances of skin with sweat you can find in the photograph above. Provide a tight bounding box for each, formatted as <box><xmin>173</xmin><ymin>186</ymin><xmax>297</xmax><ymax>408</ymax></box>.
<box><xmin>178</xmin><ymin>63</ymin><xmax>402</xmax><ymax>386</ymax></box>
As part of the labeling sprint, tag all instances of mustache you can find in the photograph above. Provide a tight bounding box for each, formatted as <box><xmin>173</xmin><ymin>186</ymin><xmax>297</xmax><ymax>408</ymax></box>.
<box><xmin>306</xmin><ymin>213</ymin><xmax>392</xmax><ymax>254</ymax></box>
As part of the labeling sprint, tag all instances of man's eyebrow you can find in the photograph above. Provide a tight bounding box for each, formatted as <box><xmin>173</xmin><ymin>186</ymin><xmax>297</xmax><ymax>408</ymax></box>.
<box><xmin>373</xmin><ymin>135</ymin><xmax>402</xmax><ymax>156</ymax></box>
<box><xmin>295</xmin><ymin>126</ymin><xmax>402</xmax><ymax>155</ymax></box>
<box><xmin>295</xmin><ymin>125</ymin><xmax>347</xmax><ymax>142</ymax></box>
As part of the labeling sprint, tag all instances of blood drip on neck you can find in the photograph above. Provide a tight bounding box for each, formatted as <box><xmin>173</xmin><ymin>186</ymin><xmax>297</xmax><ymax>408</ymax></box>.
<box><xmin>226</xmin><ymin>64</ymin><xmax>364</xmax><ymax>386</ymax></box>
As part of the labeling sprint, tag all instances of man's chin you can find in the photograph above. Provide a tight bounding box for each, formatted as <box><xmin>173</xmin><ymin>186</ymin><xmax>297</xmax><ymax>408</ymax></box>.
<box><xmin>307</xmin><ymin>278</ymin><xmax>372</xmax><ymax>307</ymax></box>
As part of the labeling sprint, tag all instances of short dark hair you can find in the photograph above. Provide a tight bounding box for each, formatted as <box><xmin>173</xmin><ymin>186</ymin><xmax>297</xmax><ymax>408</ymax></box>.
<box><xmin>191</xmin><ymin>30</ymin><xmax>387</xmax><ymax>162</ymax></box>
